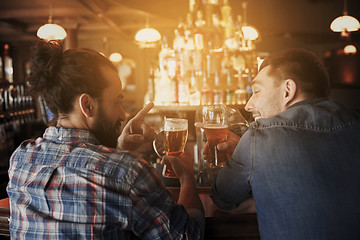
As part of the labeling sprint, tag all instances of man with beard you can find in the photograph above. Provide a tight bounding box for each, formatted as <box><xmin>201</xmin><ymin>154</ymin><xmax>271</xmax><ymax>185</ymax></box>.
<box><xmin>7</xmin><ymin>41</ymin><xmax>204</xmax><ymax>239</ymax></box>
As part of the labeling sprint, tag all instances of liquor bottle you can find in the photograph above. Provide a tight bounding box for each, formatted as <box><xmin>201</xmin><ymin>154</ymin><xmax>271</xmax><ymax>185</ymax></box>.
<box><xmin>194</xmin><ymin>10</ymin><xmax>206</xmax><ymax>49</ymax></box>
<box><xmin>210</xmin><ymin>13</ymin><xmax>223</xmax><ymax>50</ymax></box>
<box><xmin>0</xmin><ymin>50</ymin><xmax>3</xmax><ymax>81</ymax></box>
<box><xmin>201</xmin><ymin>71</ymin><xmax>213</xmax><ymax>105</ymax></box>
<box><xmin>183</xmin><ymin>14</ymin><xmax>195</xmax><ymax>74</ymax></box>
<box><xmin>155</xmin><ymin>68</ymin><xmax>172</xmax><ymax>106</ymax></box>
<box><xmin>224</xmin><ymin>14</ymin><xmax>235</xmax><ymax>45</ymax></box>
<box><xmin>235</xmin><ymin>14</ymin><xmax>245</xmax><ymax>50</ymax></box>
<box><xmin>220</xmin><ymin>0</ymin><xmax>232</xmax><ymax>28</ymax></box>
<box><xmin>189</xmin><ymin>70</ymin><xmax>201</xmax><ymax>105</ymax></box>
<box><xmin>144</xmin><ymin>67</ymin><xmax>155</xmax><ymax>105</ymax></box>
<box><xmin>204</xmin><ymin>0</ymin><xmax>219</xmax><ymax>29</ymax></box>
<box><xmin>235</xmin><ymin>68</ymin><xmax>248</xmax><ymax>105</ymax></box>
<box><xmin>246</xmin><ymin>68</ymin><xmax>254</xmax><ymax>100</ymax></box>
<box><xmin>178</xmin><ymin>76</ymin><xmax>190</xmax><ymax>105</ymax></box>
<box><xmin>0</xmin><ymin>87</ymin><xmax>4</xmax><ymax>115</ymax></box>
<box><xmin>222</xmin><ymin>48</ymin><xmax>236</xmax><ymax>105</ymax></box>
<box><xmin>189</xmin><ymin>0</ymin><xmax>204</xmax><ymax>20</ymax></box>
<box><xmin>201</xmin><ymin>53</ymin><xmax>214</xmax><ymax>105</ymax></box>
<box><xmin>184</xmin><ymin>13</ymin><xmax>195</xmax><ymax>51</ymax></box>
<box><xmin>3</xmin><ymin>44</ymin><xmax>13</xmax><ymax>83</ymax></box>
<box><xmin>225</xmin><ymin>69</ymin><xmax>236</xmax><ymax>105</ymax></box>
<box><xmin>213</xmin><ymin>70</ymin><xmax>225</xmax><ymax>104</ymax></box>
<box><xmin>159</xmin><ymin>36</ymin><xmax>171</xmax><ymax>71</ymax></box>
<box><xmin>189</xmin><ymin>0</ymin><xmax>196</xmax><ymax>14</ymax></box>
<box><xmin>173</xmin><ymin>29</ymin><xmax>185</xmax><ymax>51</ymax></box>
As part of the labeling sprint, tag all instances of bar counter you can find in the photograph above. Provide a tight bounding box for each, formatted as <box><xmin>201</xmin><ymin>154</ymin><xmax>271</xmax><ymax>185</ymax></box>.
<box><xmin>167</xmin><ymin>186</ymin><xmax>260</xmax><ymax>239</ymax></box>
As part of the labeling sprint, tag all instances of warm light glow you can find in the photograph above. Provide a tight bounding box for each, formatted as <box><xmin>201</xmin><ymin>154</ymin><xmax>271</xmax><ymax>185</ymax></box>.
<box><xmin>37</xmin><ymin>23</ymin><xmax>67</xmax><ymax>41</ymax></box>
<box><xmin>343</xmin><ymin>44</ymin><xmax>357</xmax><ymax>54</ymax></box>
<box><xmin>257</xmin><ymin>57</ymin><xmax>265</xmax><ymax>71</ymax></box>
<box><xmin>330</xmin><ymin>15</ymin><xmax>360</xmax><ymax>33</ymax></box>
<box><xmin>109</xmin><ymin>52</ymin><xmax>123</xmax><ymax>63</ymax></box>
<box><xmin>242</xmin><ymin>26</ymin><xmax>259</xmax><ymax>40</ymax></box>
<box><xmin>135</xmin><ymin>27</ymin><xmax>161</xmax><ymax>46</ymax></box>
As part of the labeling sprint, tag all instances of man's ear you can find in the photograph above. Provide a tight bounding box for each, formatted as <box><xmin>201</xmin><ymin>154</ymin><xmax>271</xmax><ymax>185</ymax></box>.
<box><xmin>78</xmin><ymin>93</ymin><xmax>95</xmax><ymax>118</ymax></box>
<box><xmin>283</xmin><ymin>79</ymin><xmax>297</xmax><ymax>106</ymax></box>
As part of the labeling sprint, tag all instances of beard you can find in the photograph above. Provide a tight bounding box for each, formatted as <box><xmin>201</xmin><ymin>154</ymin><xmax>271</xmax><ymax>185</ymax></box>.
<box><xmin>91</xmin><ymin>108</ymin><xmax>121</xmax><ymax>148</ymax></box>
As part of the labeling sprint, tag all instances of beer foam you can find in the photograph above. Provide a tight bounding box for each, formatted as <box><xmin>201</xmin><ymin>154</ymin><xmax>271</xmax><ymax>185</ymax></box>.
<box><xmin>203</xmin><ymin>124</ymin><xmax>228</xmax><ymax>129</ymax></box>
<box><xmin>164</xmin><ymin>118</ymin><xmax>188</xmax><ymax>131</ymax></box>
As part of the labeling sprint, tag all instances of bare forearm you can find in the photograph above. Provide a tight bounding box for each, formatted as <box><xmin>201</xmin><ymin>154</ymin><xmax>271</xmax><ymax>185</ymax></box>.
<box><xmin>178</xmin><ymin>178</ymin><xmax>204</xmax><ymax>213</ymax></box>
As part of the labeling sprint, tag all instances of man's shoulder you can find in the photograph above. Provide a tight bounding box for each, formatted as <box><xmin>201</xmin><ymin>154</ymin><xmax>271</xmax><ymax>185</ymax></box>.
<box><xmin>253</xmin><ymin>99</ymin><xmax>360</xmax><ymax>131</ymax></box>
<box><xmin>10</xmin><ymin>137</ymin><xmax>152</xmax><ymax>180</ymax></box>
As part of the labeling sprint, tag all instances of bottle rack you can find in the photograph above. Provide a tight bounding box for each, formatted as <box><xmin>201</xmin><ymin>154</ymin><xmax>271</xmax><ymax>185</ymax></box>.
<box><xmin>145</xmin><ymin>0</ymin><xmax>260</xmax><ymax>107</ymax></box>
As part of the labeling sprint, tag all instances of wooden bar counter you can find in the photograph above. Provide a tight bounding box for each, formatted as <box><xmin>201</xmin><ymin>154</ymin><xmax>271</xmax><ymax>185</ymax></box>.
<box><xmin>167</xmin><ymin>186</ymin><xmax>260</xmax><ymax>240</ymax></box>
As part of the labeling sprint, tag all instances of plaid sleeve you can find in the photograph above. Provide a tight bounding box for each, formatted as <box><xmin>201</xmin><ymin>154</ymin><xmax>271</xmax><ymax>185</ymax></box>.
<box><xmin>129</xmin><ymin>162</ymin><xmax>202</xmax><ymax>240</ymax></box>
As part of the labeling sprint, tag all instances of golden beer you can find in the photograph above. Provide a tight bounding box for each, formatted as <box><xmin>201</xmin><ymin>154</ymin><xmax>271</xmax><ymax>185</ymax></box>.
<box><xmin>203</xmin><ymin>124</ymin><xmax>228</xmax><ymax>167</ymax></box>
<box><xmin>164</xmin><ymin>130</ymin><xmax>188</xmax><ymax>156</ymax></box>
<box><xmin>162</xmin><ymin>118</ymin><xmax>188</xmax><ymax>178</ymax></box>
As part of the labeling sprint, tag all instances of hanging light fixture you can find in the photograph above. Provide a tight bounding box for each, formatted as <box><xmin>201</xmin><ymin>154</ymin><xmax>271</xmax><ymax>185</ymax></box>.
<box><xmin>330</xmin><ymin>0</ymin><xmax>360</xmax><ymax>37</ymax></box>
<box><xmin>109</xmin><ymin>52</ymin><xmax>123</xmax><ymax>63</ymax></box>
<box><xmin>37</xmin><ymin>4</ymin><xmax>67</xmax><ymax>41</ymax></box>
<box><xmin>343</xmin><ymin>44</ymin><xmax>357</xmax><ymax>54</ymax></box>
<box><xmin>240</xmin><ymin>2</ymin><xmax>259</xmax><ymax>41</ymax></box>
<box><xmin>135</xmin><ymin>16</ymin><xmax>161</xmax><ymax>48</ymax></box>
<box><xmin>242</xmin><ymin>26</ymin><xmax>259</xmax><ymax>41</ymax></box>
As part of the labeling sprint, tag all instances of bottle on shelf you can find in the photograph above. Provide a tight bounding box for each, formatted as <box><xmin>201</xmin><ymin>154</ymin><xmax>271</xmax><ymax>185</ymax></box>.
<box><xmin>148</xmin><ymin>0</ymin><xmax>259</xmax><ymax>107</ymax></box>
<box><xmin>189</xmin><ymin>69</ymin><xmax>201</xmax><ymax>105</ymax></box>
<box><xmin>194</xmin><ymin>10</ymin><xmax>206</xmax><ymax>50</ymax></box>
<box><xmin>144</xmin><ymin>67</ymin><xmax>155</xmax><ymax>105</ymax></box>
<box><xmin>154</xmin><ymin>68</ymin><xmax>172</xmax><ymax>106</ymax></box>
<box><xmin>213</xmin><ymin>70</ymin><xmax>225</xmax><ymax>104</ymax></box>
<box><xmin>3</xmin><ymin>44</ymin><xmax>13</xmax><ymax>83</ymax></box>
<box><xmin>235</xmin><ymin>14</ymin><xmax>246</xmax><ymax>50</ymax></box>
<box><xmin>220</xmin><ymin>0</ymin><xmax>232</xmax><ymax>28</ymax></box>
<box><xmin>201</xmin><ymin>71</ymin><xmax>213</xmax><ymax>106</ymax></box>
<box><xmin>235</xmin><ymin>68</ymin><xmax>248</xmax><ymax>105</ymax></box>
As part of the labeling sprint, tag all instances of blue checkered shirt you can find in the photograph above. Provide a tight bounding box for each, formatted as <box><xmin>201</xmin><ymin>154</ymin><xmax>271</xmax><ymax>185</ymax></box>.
<box><xmin>7</xmin><ymin>127</ymin><xmax>202</xmax><ymax>239</ymax></box>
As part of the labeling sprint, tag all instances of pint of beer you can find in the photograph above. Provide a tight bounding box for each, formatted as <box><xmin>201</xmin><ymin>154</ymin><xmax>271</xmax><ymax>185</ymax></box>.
<box><xmin>163</xmin><ymin>118</ymin><xmax>188</xmax><ymax>178</ymax></box>
<box><xmin>202</xmin><ymin>105</ymin><xmax>228</xmax><ymax>168</ymax></box>
<box><xmin>203</xmin><ymin>124</ymin><xmax>228</xmax><ymax>167</ymax></box>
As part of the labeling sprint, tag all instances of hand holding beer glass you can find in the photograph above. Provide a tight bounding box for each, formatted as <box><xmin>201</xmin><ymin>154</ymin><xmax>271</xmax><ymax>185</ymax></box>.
<box><xmin>162</xmin><ymin>118</ymin><xmax>188</xmax><ymax>178</ymax></box>
<box><xmin>202</xmin><ymin>104</ymin><xmax>228</xmax><ymax>168</ymax></box>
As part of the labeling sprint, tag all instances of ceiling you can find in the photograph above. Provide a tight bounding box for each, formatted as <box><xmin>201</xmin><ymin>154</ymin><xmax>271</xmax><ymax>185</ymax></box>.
<box><xmin>0</xmin><ymin>0</ymin><xmax>360</xmax><ymax>54</ymax></box>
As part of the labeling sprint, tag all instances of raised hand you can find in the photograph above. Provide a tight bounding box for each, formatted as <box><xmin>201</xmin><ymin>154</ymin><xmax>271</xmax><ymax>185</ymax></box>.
<box><xmin>194</xmin><ymin>122</ymin><xmax>240</xmax><ymax>160</ymax></box>
<box><xmin>117</xmin><ymin>103</ymin><xmax>156</xmax><ymax>152</ymax></box>
<box><xmin>161</xmin><ymin>152</ymin><xmax>195</xmax><ymax>182</ymax></box>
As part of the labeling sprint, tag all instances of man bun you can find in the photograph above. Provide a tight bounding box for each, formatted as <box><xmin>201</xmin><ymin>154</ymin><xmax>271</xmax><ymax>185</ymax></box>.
<box><xmin>28</xmin><ymin>40</ymin><xmax>63</xmax><ymax>94</ymax></box>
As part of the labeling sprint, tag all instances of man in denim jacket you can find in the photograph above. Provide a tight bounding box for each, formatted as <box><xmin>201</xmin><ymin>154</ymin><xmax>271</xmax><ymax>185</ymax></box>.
<box><xmin>210</xmin><ymin>48</ymin><xmax>360</xmax><ymax>239</ymax></box>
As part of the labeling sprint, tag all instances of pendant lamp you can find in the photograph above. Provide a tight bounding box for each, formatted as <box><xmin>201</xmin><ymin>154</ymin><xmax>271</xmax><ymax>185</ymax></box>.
<box><xmin>330</xmin><ymin>0</ymin><xmax>359</xmax><ymax>37</ymax></box>
<box><xmin>37</xmin><ymin>4</ymin><xmax>67</xmax><ymax>41</ymax></box>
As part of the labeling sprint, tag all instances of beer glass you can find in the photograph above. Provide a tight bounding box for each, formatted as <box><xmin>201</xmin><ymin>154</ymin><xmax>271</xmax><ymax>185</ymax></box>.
<box><xmin>162</xmin><ymin>118</ymin><xmax>188</xmax><ymax>178</ymax></box>
<box><xmin>202</xmin><ymin>104</ymin><xmax>228</xmax><ymax>168</ymax></box>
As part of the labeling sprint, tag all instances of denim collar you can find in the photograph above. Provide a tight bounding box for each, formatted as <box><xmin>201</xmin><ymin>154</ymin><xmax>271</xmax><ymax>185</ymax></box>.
<box><xmin>287</xmin><ymin>97</ymin><xmax>328</xmax><ymax>110</ymax></box>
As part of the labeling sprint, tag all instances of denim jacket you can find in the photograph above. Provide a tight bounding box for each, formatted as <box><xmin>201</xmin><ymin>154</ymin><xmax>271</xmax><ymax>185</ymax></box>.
<box><xmin>211</xmin><ymin>98</ymin><xmax>360</xmax><ymax>240</ymax></box>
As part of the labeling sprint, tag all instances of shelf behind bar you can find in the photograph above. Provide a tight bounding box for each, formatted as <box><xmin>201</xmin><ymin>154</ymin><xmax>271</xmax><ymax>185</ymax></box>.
<box><xmin>151</xmin><ymin>104</ymin><xmax>246</xmax><ymax>113</ymax></box>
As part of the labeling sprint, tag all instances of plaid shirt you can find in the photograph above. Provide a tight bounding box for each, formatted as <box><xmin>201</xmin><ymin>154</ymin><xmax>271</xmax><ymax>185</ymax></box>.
<box><xmin>7</xmin><ymin>127</ymin><xmax>202</xmax><ymax>239</ymax></box>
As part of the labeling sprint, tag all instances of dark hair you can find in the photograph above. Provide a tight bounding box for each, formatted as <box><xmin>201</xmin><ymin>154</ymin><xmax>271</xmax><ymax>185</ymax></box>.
<box><xmin>28</xmin><ymin>40</ymin><xmax>117</xmax><ymax>116</ymax></box>
<box><xmin>260</xmin><ymin>48</ymin><xmax>330</xmax><ymax>98</ymax></box>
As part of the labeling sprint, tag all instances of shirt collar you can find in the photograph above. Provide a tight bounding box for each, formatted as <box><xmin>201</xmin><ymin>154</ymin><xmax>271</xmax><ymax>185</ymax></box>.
<box><xmin>288</xmin><ymin>97</ymin><xmax>328</xmax><ymax>110</ymax></box>
<box><xmin>43</xmin><ymin>126</ymin><xmax>101</xmax><ymax>145</ymax></box>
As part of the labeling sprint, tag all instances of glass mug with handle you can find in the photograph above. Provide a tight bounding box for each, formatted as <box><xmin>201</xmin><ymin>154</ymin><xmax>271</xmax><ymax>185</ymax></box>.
<box><xmin>153</xmin><ymin>117</ymin><xmax>188</xmax><ymax>178</ymax></box>
<box><xmin>202</xmin><ymin>104</ymin><xmax>228</xmax><ymax>168</ymax></box>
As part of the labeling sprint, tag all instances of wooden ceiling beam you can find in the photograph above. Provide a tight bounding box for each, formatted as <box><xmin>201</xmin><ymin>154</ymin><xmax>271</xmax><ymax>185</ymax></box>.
<box><xmin>76</xmin><ymin>0</ymin><xmax>129</xmax><ymax>39</ymax></box>
<box><xmin>0</xmin><ymin>7</ymin><xmax>91</xmax><ymax>19</ymax></box>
